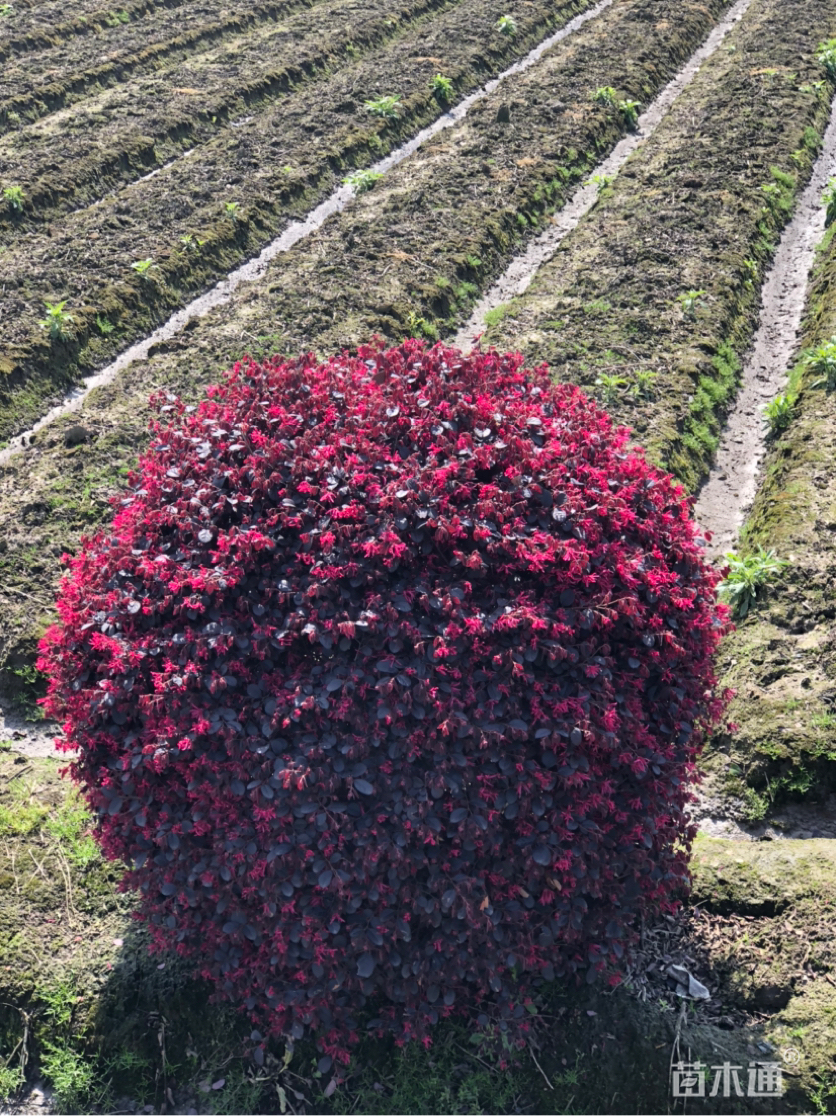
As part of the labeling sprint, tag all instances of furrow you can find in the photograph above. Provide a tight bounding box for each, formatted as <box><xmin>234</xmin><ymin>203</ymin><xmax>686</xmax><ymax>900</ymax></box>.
<box><xmin>0</xmin><ymin>0</ymin><xmax>599</xmax><ymax>442</ymax></box>
<box><xmin>693</xmin><ymin>101</ymin><xmax>836</xmax><ymax>555</ymax></box>
<box><xmin>480</xmin><ymin>0</ymin><xmax>836</xmax><ymax>493</ymax></box>
<box><xmin>0</xmin><ymin>0</ymin><xmax>469</xmax><ymax>223</ymax></box>
<box><xmin>0</xmin><ymin>0</ymin><xmax>582</xmax><ymax>226</ymax></box>
<box><xmin>0</xmin><ymin>0</ymin><xmax>330</xmax><ymax>132</ymax></box>
<box><xmin>694</xmin><ymin>122</ymin><xmax>836</xmax><ymax>833</ymax></box>
<box><xmin>0</xmin><ymin>0</ymin><xmax>195</xmax><ymax>66</ymax></box>
<box><xmin>454</xmin><ymin>0</ymin><xmax>753</xmax><ymax>349</ymax></box>
<box><xmin>0</xmin><ymin>0</ymin><xmax>732</xmax><ymax>692</ymax></box>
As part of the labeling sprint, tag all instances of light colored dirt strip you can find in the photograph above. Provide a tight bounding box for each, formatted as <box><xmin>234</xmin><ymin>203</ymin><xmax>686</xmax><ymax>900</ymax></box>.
<box><xmin>480</xmin><ymin>0</ymin><xmax>836</xmax><ymax>494</ymax></box>
<box><xmin>0</xmin><ymin>0</ymin><xmax>728</xmax><ymax>698</ymax></box>
<box><xmin>455</xmin><ymin>0</ymin><xmax>753</xmax><ymax>349</ymax></box>
<box><xmin>696</xmin><ymin>188</ymin><xmax>836</xmax><ymax>833</ymax></box>
<box><xmin>0</xmin><ymin>0</ymin><xmax>604</xmax><ymax>445</ymax></box>
<box><xmin>0</xmin><ymin>0</ymin><xmax>592</xmax><ymax>227</ymax></box>
<box><xmin>694</xmin><ymin>100</ymin><xmax>836</xmax><ymax>556</ymax></box>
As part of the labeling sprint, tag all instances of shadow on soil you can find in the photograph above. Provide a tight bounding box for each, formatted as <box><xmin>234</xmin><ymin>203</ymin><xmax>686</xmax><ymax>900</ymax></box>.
<box><xmin>1</xmin><ymin>752</ymin><xmax>834</xmax><ymax>1115</ymax></box>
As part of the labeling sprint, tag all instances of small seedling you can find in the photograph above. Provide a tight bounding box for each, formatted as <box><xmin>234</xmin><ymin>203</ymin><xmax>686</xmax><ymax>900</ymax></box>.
<box><xmin>105</xmin><ymin>8</ymin><xmax>130</xmax><ymax>25</ymax></box>
<box><xmin>430</xmin><ymin>73</ymin><xmax>454</xmax><ymax>103</ymax></box>
<box><xmin>619</xmin><ymin>99</ymin><xmax>641</xmax><ymax>129</ymax></box>
<box><xmin>822</xmin><ymin>177</ymin><xmax>836</xmax><ymax>228</ymax></box>
<box><xmin>631</xmin><ymin>369</ymin><xmax>657</xmax><ymax>399</ymax></box>
<box><xmin>803</xmin><ymin>336</ymin><xmax>836</xmax><ymax>389</ymax></box>
<box><xmin>0</xmin><ymin>4</ymin><xmax>14</xmax><ymax>15</ymax></box>
<box><xmin>179</xmin><ymin>233</ymin><xmax>204</xmax><ymax>251</ymax></box>
<box><xmin>225</xmin><ymin>201</ymin><xmax>240</xmax><ymax>220</ymax></box>
<box><xmin>764</xmin><ymin>393</ymin><xmax>794</xmax><ymax>435</ymax></box>
<box><xmin>594</xmin><ymin>373</ymin><xmax>628</xmax><ymax>407</ymax></box>
<box><xmin>496</xmin><ymin>13</ymin><xmax>517</xmax><ymax>35</ymax></box>
<box><xmin>364</xmin><ymin>95</ymin><xmax>401</xmax><ymax>120</ymax></box>
<box><xmin>94</xmin><ymin>314</ymin><xmax>114</xmax><ymax>335</ymax></box>
<box><xmin>677</xmin><ymin>289</ymin><xmax>706</xmax><ymax>318</ymax></box>
<box><xmin>406</xmin><ymin>310</ymin><xmax>439</xmax><ymax>341</ymax></box>
<box><xmin>39</xmin><ymin>300</ymin><xmax>74</xmax><ymax>341</ymax></box>
<box><xmin>592</xmin><ymin>86</ymin><xmax>618</xmax><ymax>107</ymax></box>
<box><xmin>3</xmin><ymin>184</ymin><xmax>23</xmax><ymax>213</ymax></box>
<box><xmin>131</xmin><ymin>258</ymin><xmax>156</xmax><ymax>280</ymax></box>
<box><xmin>343</xmin><ymin>169</ymin><xmax>383</xmax><ymax>195</ymax></box>
<box><xmin>742</xmin><ymin>257</ymin><xmax>758</xmax><ymax>285</ymax></box>
<box><xmin>816</xmin><ymin>38</ymin><xmax>836</xmax><ymax>78</ymax></box>
<box><xmin>718</xmin><ymin>546</ymin><xmax>788</xmax><ymax>618</ymax></box>
<box><xmin>585</xmin><ymin>173</ymin><xmax>613</xmax><ymax>193</ymax></box>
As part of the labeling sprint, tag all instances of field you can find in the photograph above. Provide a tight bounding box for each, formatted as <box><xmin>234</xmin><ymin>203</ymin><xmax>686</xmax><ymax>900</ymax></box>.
<box><xmin>1</xmin><ymin>0</ymin><xmax>836</xmax><ymax>1111</ymax></box>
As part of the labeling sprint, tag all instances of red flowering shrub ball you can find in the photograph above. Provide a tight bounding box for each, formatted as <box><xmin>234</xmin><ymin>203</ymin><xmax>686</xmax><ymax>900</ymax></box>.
<box><xmin>39</xmin><ymin>340</ymin><xmax>730</xmax><ymax>1061</ymax></box>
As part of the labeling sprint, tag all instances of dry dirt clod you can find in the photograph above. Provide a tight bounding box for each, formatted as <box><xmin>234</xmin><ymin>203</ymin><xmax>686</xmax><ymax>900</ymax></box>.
<box><xmin>62</xmin><ymin>424</ymin><xmax>90</xmax><ymax>447</ymax></box>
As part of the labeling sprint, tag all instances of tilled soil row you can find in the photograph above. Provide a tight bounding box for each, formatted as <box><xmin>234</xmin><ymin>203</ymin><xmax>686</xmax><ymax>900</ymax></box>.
<box><xmin>0</xmin><ymin>0</ymin><xmax>732</xmax><ymax>692</ymax></box>
<box><xmin>0</xmin><ymin>0</ymin><xmax>496</xmax><ymax>225</ymax></box>
<box><xmin>0</xmin><ymin>0</ymin><xmax>594</xmax><ymax>443</ymax></box>
<box><xmin>481</xmin><ymin>0</ymin><xmax>836</xmax><ymax>493</ymax></box>
<box><xmin>701</xmin><ymin>212</ymin><xmax>836</xmax><ymax>822</ymax></box>
<box><xmin>0</xmin><ymin>0</ymin><xmax>332</xmax><ymax>133</ymax></box>
<box><xmin>0</xmin><ymin>0</ymin><xmax>200</xmax><ymax>67</ymax></box>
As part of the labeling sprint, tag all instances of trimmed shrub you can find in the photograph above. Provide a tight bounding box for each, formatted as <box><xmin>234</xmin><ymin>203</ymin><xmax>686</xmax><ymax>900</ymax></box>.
<box><xmin>39</xmin><ymin>340</ymin><xmax>730</xmax><ymax>1061</ymax></box>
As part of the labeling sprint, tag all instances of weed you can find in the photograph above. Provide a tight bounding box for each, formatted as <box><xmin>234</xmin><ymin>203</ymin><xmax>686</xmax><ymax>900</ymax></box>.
<box><xmin>594</xmin><ymin>373</ymin><xmax>628</xmax><ymax>407</ymax></box>
<box><xmin>465</xmin><ymin>254</ymin><xmax>481</xmax><ymax>270</ymax></box>
<box><xmin>812</xmin><ymin>710</ymin><xmax>836</xmax><ymax>730</ymax></box>
<box><xmin>224</xmin><ymin>201</ymin><xmax>240</xmax><ymax>220</ymax></box>
<box><xmin>406</xmin><ymin>310</ymin><xmax>439</xmax><ymax>341</ymax></box>
<box><xmin>180</xmin><ymin>233</ymin><xmax>204</xmax><ymax>251</ymax></box>
<box><xmin>41</xmin><ymin>1042</ymin><xmax>98</xmax><ymax>1113</ymax></box>
<box><xmin>631</xmin><ymin>369</ymin><xmax>658</xmax><ymax>399</ymax></box>
<box><xmin>742</xmin><ymin>257</ymin><xmax>759</xmax><ymax>285</ymax></box>
<box><xmin>364</xmin><ymin>95</ymin><xmax>401</xmax><ymax>120</ymax></box>
<box><xmin>105</xmin><ymin>8</ymin><xmax>130</xmax><ymax>25</ymax></box>
<box><xmin>430</xmin><ymin>74</ymin><xmax>454</xmax><ymax>103</ymax></box>
<box><xmin>619</xmin><ymin>99</ymin><xmax>641</xmax><ymax>129</ymax></box>
<box><xmin>6</xmin><ymin>110</ymin><xmax>21</xmax><ymax>127</ymax></box>
<box><xmin>803</xmin><ymin>335</ymin><xmax>836</xmax><ymax>388</ymax></box>
<box><xmin>131</xmin><ymin>258</ymin><xmax>157</xmax><ymax>280</ymax></box>
<box><xmin>677</xmin><ymin>289</ymin><xmax>706</xmax><ymax>318</ymax></box>
<box><xmin>592</xmin><ymin>86</ymin><xmax>618</xmax><ymax>107</ymax></box>
<box><xmin>764</xmin><ymin>393</ymin><xmax>794</xmax><ymax>436</ymax></box>
<box><xmin>718</xmin><ymin>546</ymin><xmax>788</xmax><ymax>618</ymax></box>
<box><xmin>822</xmin><ymin>177</ymin><xmax>836</xmax><ymax>228</ymax></box>
<box><xmin>38</xmin><ymin>300</ymin><xmax>74</xmax><ymax>341</ymax></box>
<box><xmin>483</xmin><ymin>304</ymin><xmax>508</xmax><ymax>328</ymax></box>
<box><xmin>740</xmin><ymin>785</ymin><xmax>769</xmax><ymax>822</ymax></box>
<box><xmin>44</xmin><ymin>793</ymin><xmax>100</xmax><ymax>869</ymax></box>
<box><xmin>343</xmin><ymin>169</ymin><xmax>383</xmax><ymax>195</ymax></box>
<box><xmin>585</xmin><ymin>173</ymin><xmax>613</xmax><ymax>193</ymax></box>
<box><xmin>3</xmin><ymin>184</ymin><xmax>24</xmax><ymax>213</ymax></box>
<box><xmin>94</xmin><ymin>314</ymin><xmax>114</xmax><ymax>335</ymax></box>
<box><xmin>816</xmin><ymin>38</ymin><xmax>836</xmax><ymax>78</ymax></box>
<box><xmin>0</xmin><ymin>1065</ymin><xmax>24</xmax><ymax>1102</ymax></box>
<box><xmin>809</xmin><ymin>1072</ymin><xmax>836</xmax><ymax>1116</ymax></box>
<box><xmin>583</xmin><ymin>297</ymin><xmax>611</xmax><ymax>317</ymax></box>
<box><xmin>496</xmin><ymin>13</ymin><xmax>517</xmax><ymax>35</ymax></box>
<box><xmin>0</xmin><ymin>3</ymin><xmax>13</xmax><ymax>15</ymax></box>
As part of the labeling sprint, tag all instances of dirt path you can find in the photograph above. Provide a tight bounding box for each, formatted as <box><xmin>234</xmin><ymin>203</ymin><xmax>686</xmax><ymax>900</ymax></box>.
<box><xmin>454</xmin><ymin>0</ymin><xmax>754</xmax><ymax>350</ymax></box>
<box><xmin>0</xmin><ymin>0</ymin><xmax>604</xmax><ymax>446</ymax></box>
<box><xmin>693</xmin><ymin>97</ymin><xmax>836</xmax><ymax>556</ymax></box>
<box><xmin>0</xmin><ymin>0</ymin><xmax>617</xmax><ymax>464</ymax></box>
